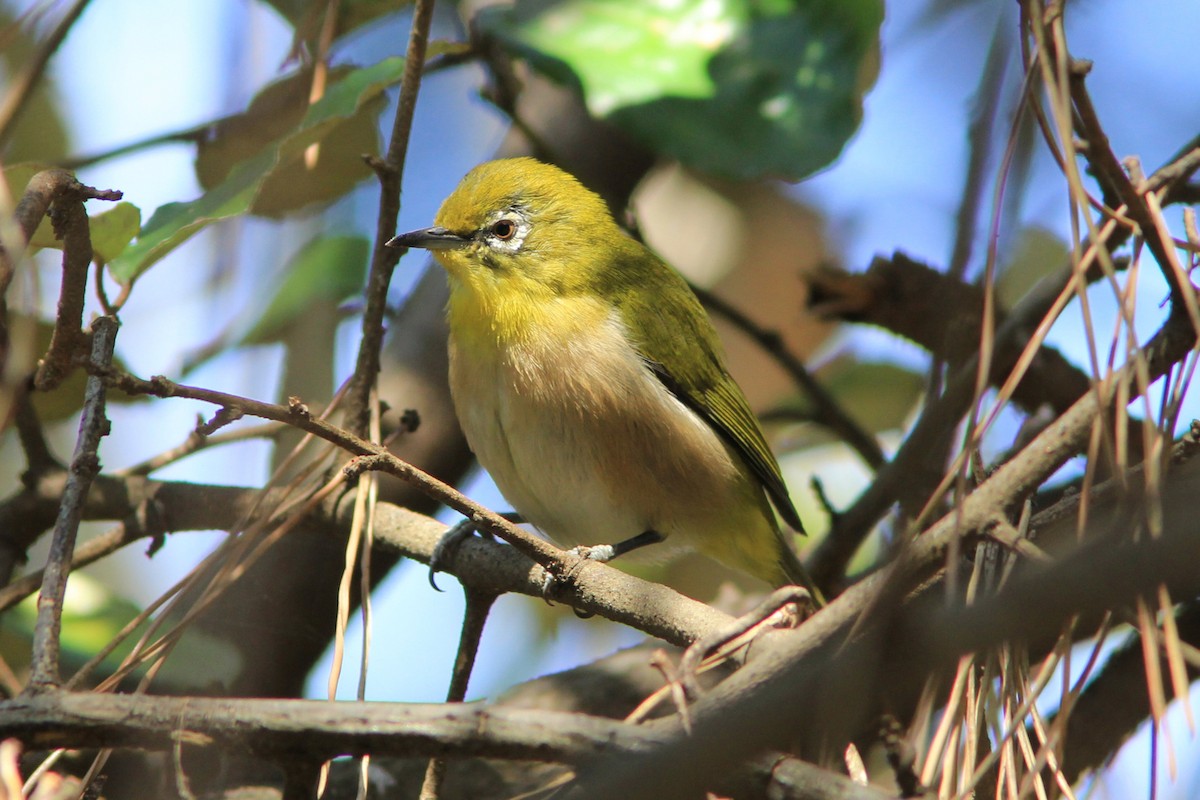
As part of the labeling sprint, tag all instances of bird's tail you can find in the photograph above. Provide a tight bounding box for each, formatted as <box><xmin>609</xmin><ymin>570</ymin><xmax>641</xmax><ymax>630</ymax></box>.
<box><xmin>777</xmin><ymin>537</ymin><xmax>826</xmax><ymax>608</ymax></box>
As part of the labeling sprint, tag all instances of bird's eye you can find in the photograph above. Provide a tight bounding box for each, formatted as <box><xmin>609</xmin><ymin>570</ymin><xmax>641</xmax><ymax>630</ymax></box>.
<box><xmin>491</xmin><ymin>219</ymin><xmax>516</xmax><ymax>240</ymax></box>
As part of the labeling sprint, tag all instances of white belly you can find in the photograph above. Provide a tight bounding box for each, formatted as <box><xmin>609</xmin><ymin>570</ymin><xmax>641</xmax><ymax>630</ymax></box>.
<box><xmin>447</xmin><ymin>308</ymin><xmax>749</xmax><ymax>556</ymax></box>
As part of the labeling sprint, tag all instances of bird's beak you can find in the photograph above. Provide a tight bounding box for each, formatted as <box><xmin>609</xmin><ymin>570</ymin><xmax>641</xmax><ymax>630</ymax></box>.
<box><xmin>387</xmin><ymin>226</ymin><xmax>470</xmax><ymax>251</ymax></box>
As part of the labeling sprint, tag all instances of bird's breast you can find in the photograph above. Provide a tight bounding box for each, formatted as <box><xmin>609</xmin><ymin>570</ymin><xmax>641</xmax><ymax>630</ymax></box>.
<box><xmin>445</xmin><ymin>295</ymin><xmax>743</xmax><ymax>549</ymax></box>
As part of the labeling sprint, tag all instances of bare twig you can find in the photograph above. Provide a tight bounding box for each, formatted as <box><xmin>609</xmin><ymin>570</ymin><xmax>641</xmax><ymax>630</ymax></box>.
<box><xmin>27</xmin><ymin>316</ymin><xmax>119</xmax><ymax>690</ymax></box>
<box><xmin>116</xmin><ymin>418</ymin><xmax>283</xmax><ymax>477</ymax></box>
<box><xmin>419</xmin><ymin>588</ymin><xmax>498</xmax><ymax>800</ymax></box>
<box><xmin>344</xmin><ymin>0</ymin><xmax>437</xmax><ymax>437</ymax></box>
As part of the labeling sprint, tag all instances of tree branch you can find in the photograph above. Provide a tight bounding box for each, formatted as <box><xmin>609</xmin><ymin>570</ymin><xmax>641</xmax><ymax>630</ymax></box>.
<box><xmin>28</xmin><ymin>316</ymin><xmax>118</xmax><ymax>690</ymax></box>
<box><xmin>344</xmin><ymin>0</ymin><xmax>437</xmax><ymax>436</ymax></box>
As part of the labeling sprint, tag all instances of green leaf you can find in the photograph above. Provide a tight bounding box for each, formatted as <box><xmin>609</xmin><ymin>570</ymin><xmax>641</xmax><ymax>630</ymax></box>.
<box><xmin>240</xmin><ymin>234</ymin><xmax>370</xmax><ymax>345</ymax></box>
<box><xmin>108</xmin><ymin>146</ymin><xmax>278</xmax><ymax>285</ymax></box>
<box><xmin>3</xmin><ymin>314</ymin><xmax>134</xmax><ymax>421</ymax></box>
<box><xmin>820</xmin><ymin>358</ymin><xmax>923</xmax><ymax>434</ymax></box>
<box><xmin>27</xmin><ymin>202</ymin><xmax>141</xmax><ymax>264</ymax></box>
<box><xmin>261</xmin><ymin>0</ymin><xmax>409</xmax><ymax>51</ymax></box>
<box><xmin>998</xmin><ymin>226</ymin><xmax>1069</xmax><ymax>309</ymax></box>
<box><xmin>109</xmin><ymin>58</ymin><xmax>406</xmax><ymax>285</ymax></box>
<box><xmin>195</xmin><ymin>64</ymin><xmax>389</xmax><ymax>218</ymax></box>
<box><xmin>780</xmin><ymin>358</ymin><xmax>923</xmax><ymax>437</ymax></box>
<box><xmin>483</xmin><ymin>0</ymin><xmax>882</xmax><ymax>181</ymax></box>
<box><xmin>4</xmin><ymin>572</ymin><xmax>243</xmax><ymax>690</ymax></box>
<box><xmin>0</xmin><ymin>7</ymin><xmax>70</xmax><ymax>162</ymax></box>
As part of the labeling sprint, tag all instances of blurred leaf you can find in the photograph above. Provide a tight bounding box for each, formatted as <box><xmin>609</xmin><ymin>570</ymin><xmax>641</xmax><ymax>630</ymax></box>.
<box><xmin>86</xmin><ymin>203</ymin><xmax>142</xmax><ymax>263</ymax></box>
<box><xmin>109</xmin><ymin>57</ymin><xmax>406</xmax><ymax>285</ymax></box>
<box><xmin>0</xmin><ymin>7</ymin><xmax>70</xmax><ymax>162</ymax></box>
<box><xmin>998</xmin><ymin>226</ymin><xmax>1069</xmax><ymax>309</ymax></box>
<box><xmin>790</xmin><ymin>358</ymin><xmax>923</xmax><ymax>435</ymax></box>
<box><xmin>483</xmin><ymin>0</ymin><xmax>882</xmax><ymax>180</ymax></box>
<box><xmin>196</xmin><ymin>66</ymin><xmax>384</xmax><ymax>217</ymax></box>
<box><xmin>4</xmin><ymin>314</ymin><xmax>133</xmax><ymax>421</ymax></box>
<box><xmin>3</xmin><ymin>572</ymin><xmax>242</xmax><ymax>689</ymax></box>
<box><xmin>240</xmin><ymin>234</ymin><xmax>369</xmax><ymax>345</ymax></box>
<box><xmin>28</xmin><ymin>202</ymin><xmax>141</xmax><ymax>264</ymax></box>
<box><xmin>260</xmin><ymin>0</ymin><xmax>408</xmax><ymax>51</ymax></box>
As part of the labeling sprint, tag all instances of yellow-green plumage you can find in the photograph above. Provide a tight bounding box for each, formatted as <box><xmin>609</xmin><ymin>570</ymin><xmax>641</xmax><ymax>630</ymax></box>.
<box><xmin>393</xmin><ymin>158</ymin><xmax>813</xmax><ymax>592</ymax></box>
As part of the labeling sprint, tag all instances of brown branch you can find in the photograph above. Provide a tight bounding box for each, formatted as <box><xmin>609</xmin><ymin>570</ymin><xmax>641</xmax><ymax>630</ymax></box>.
<box><xmin>420</xmin><ymin>588</ymin><xmax>498</xmax><ymax>800</ymax></box>
<box><xmin>1067</xmin><ymin>60</ymin><xmax>1193</xmax><ymax>303</ymax></box>
<box><xmin>27</xmin><ymin>316</ymin><xmax>118</xmax><ymax>690</ymax></box>
<box><xmin>0</xmin><ymin>470</ymin><xmax>734</xmax><ymax>647</ymax></box>
<box><xmin>809</xmin><ymin>253</ymin><xmax>1100</xmax><ymax>417</ymax></box>
<box><xmin>34</xmin><ymin>187</ymin><xmax>94</xmax><ymax>391</ymax></box>
<box><xmin>0</xmin><ymin>690</ymin><xmax>892</xmax><ymax>800</ymax></box>
<box><xmin>344</xmin><ymin>0</ymin><xmax>437</xmax><ymax>437</ymax></box>
<box><xmin>0</xmin><ymin>0</ymin><xmax>93</xmax><ymax>151</ymax></box>
<box><xmin>0</xmin><ymin>690</ymin><xmax>672</xmax><ymax>762</ymax></box>
<box><xmin>95</xmin><ymin>369</ymin><xmax>568</xmax><ymax>565</ymax></box>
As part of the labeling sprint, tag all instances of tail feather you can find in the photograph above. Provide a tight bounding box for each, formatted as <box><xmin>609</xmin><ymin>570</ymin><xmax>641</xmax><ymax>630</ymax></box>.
<box><xmin>777</xmin><ymin>535</ymin><xmax>825</xmax><ymax>607</ymax></box>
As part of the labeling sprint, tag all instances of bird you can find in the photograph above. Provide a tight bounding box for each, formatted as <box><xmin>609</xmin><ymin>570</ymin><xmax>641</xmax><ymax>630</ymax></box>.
<box><xmin>388</xmin><ymin>157</ymin><xmax>818</xmax><ymax>597</ymax></box>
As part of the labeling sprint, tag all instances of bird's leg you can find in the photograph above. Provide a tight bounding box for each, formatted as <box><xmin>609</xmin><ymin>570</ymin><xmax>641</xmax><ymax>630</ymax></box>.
<box><xmin>542</xmin><ymin>530</ymin><xmax>666</xmax><ymax>608</ymax></box>
<box><xmin>569</xmin><ymin>529</ymin><xmax>665</xmax><ymax>563</ymax></box>
<box><xmin>429</xmin><ymin>511</ymin><xmax>524</xmax><ymax>591</ymax></box>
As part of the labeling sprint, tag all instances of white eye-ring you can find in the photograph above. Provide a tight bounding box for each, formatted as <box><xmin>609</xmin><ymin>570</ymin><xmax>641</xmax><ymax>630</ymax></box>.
<box><xmin>483</xmin><ymin>213</ymin><xmax>529</xmax><ymax>253</ymax></box>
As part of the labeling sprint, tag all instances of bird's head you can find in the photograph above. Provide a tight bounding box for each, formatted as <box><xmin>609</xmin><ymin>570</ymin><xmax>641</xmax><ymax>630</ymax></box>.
<box><xmin>389</xmin><ymin>158</ymin><xmax>625</xmax><ymax>299</ymax></box>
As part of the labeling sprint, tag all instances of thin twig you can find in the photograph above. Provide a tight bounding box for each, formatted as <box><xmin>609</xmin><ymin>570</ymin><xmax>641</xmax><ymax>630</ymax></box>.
<box><xmin>1068</xmin><ymin>60</ymin><xmax>1193</xmax><ymax>304</ymax></box>
<box><xmin>419</xmin><ymin>588</ymin><xmax>498</xmax><ymax>800</ymax></box>
<box><xmin>27</xmin><ymin>315</ymin><xmax>119</xmax><ymax>690</ymax></box>
<box><xmin>101</xmin><ymin>369</ymin><xmax>564</xmax><ymax>571</ymax></box>
<box><xmin>344</xmin><ymin>0</ymin><xmax>437</xmax><ymax>437</ymax></box>
<box><xmin>115</xmin><ymin>419</ymin><xmax>284</xmax><ymax>477</ymax></box>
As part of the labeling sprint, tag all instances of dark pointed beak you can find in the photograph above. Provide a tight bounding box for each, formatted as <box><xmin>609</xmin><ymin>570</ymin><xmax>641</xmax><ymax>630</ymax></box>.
<box><xmin>387</xmin><ymin>226</ymin><xmax>470</xmax><ymax>251</ymax></box>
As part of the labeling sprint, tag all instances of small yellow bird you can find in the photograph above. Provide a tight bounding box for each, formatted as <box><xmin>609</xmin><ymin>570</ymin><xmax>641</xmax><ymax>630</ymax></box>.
<box><xmin>390</xmin><ymin>158</ymin><xmax>817</xmax><ymax>595</ymax></box>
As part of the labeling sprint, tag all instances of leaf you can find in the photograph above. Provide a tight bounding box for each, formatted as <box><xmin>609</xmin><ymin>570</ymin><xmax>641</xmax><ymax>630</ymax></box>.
<box><xmin>261</xmin><ymin>0</ymin><xmax>409</xmax><ymax>52</ymax></box>
<box><xmin>109</xmin><ymin>57</ymin><xmax>407</xmax><ymax>285</ymax></box>
<box><xmin>998</xmin><ymin>226</ymin><xmax>1069</xmax><ymax>309</ymax></box>
<box><xmin>240</xmin><ymin>234</ymin><xmax>370</xmax><ymax>345</ymax></box>
<box><xmin>195</xmin><ymin>66</ymin><xmax>384</xmax><ymax>217</ymax></box>
<box><xmin>483</xmin><ymin>0</ymin><xmax>882</xmax><ymax>181</ymax></box>
<box><xmin>0</xmin><ymin>6</ymin><xmax>70</xmax><ymax>162</ymax></box>
<box><xmin>779</xmin><ymin>358</ymin><xmax>923</xmax><ymax>437</ymax></box>
<box><xmin>819</xmin><ymin>358</ymin><xmax>923</xmax><ymax>434</ymax></box>
<box><xmin>3</xmin><ymin>314</ymin><xmax>133</xmax><ymax>421</ymax></box>
<box><xmin>4</xmin><ymin>572</ymin><xmax>243</xmax><ymax>688</ymax></box>
<box><xmin>27</xmin><ymin>202</ymin><xmax>141</xmax><ymax>264</ymax></box>
<box><xmin>108</xmin><ymin>146</ymin><xmax>279</xmax><ymax>285</ymax></box>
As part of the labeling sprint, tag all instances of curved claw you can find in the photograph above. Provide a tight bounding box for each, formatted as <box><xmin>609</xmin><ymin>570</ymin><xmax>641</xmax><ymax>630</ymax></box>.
<box><xmin>429</xmin><ymin>518</ymin><xmax>479</xmax><ymax>591</ymax></box>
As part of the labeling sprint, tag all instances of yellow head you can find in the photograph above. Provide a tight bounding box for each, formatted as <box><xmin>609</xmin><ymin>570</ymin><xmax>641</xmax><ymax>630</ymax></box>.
<box><xmin>390</xmin><ymin>158</ymin><xmax>627</xmax><ymax>304</ymax></box>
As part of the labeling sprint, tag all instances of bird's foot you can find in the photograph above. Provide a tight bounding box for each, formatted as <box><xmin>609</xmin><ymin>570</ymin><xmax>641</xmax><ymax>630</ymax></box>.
<box><xmin>428</xmin><ymin>512</ymin><xmax>521</xmax><ymax>591</ymax></box>
<box><xmin>428</xmin><ymin>518</ymin><xmax>479</xmax><ymax>591</ymax></box>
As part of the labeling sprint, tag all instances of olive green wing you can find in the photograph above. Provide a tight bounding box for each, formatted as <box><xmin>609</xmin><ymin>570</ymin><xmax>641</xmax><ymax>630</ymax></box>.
<box><xmin>613</xmin><ymin>257</ymin><xmax>805</xmax><ymax>534</ymax></box>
